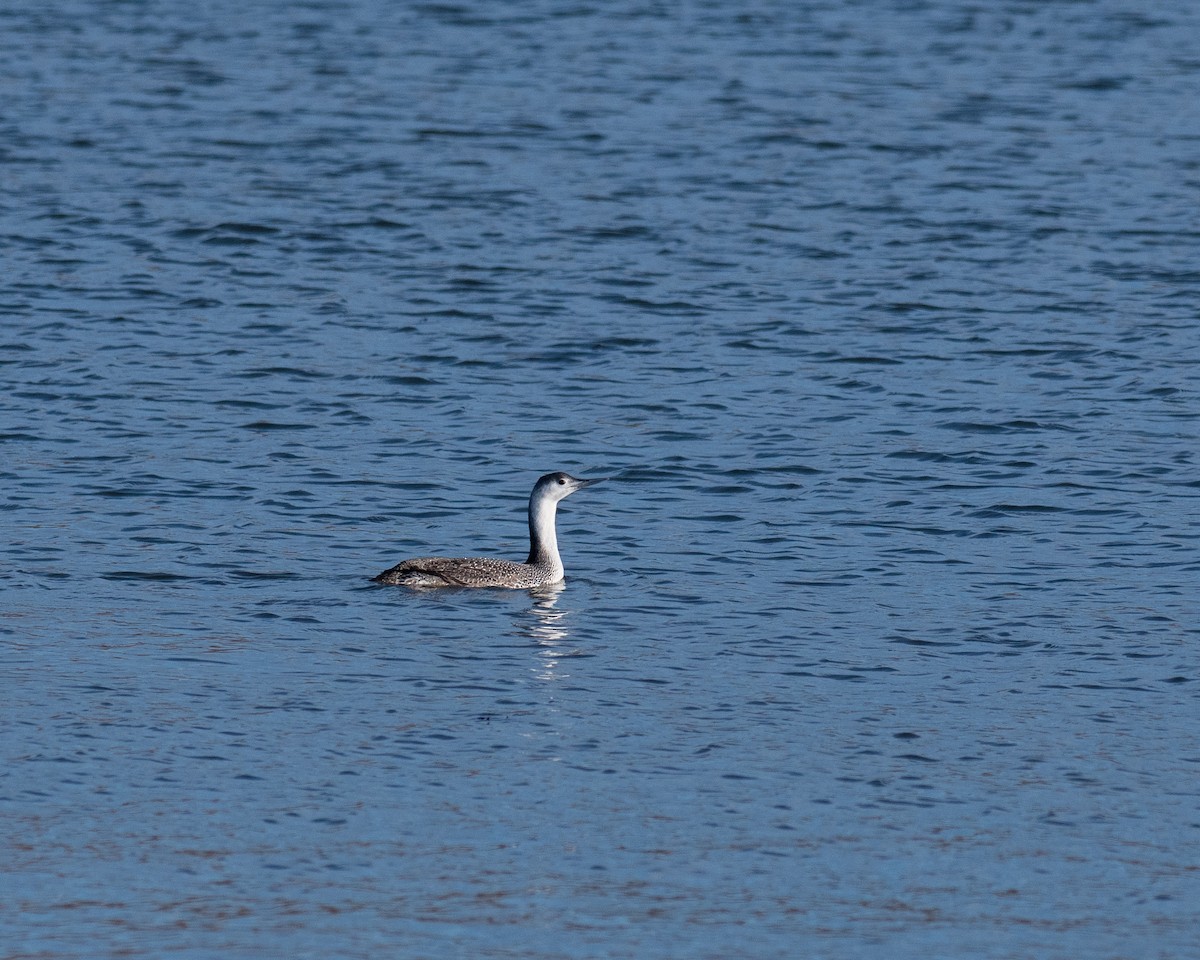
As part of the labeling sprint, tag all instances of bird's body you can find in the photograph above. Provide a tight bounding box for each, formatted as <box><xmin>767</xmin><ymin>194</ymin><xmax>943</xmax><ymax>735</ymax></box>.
<box><xmin>373</xmin><ymin>472</ymin><xmax>603</xmax><ymax>589</ymax></box>
<box><xmin>373</xmin><ymin>555</ymin><xmax>557</xmax><ymax>590</ymax></box>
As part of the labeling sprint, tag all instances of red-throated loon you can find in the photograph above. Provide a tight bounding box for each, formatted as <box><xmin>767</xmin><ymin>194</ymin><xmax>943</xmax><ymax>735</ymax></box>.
<box><xmin>372</xmin><ymin>472</ymin><xmax>604</xmax><ymax>588</ymax></box>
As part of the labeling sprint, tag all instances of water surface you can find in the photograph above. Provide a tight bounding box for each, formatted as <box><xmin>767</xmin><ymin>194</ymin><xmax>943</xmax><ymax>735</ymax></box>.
<box><xmin>3</xmin><ymin>1</ymin><xmax>1199</xmax><ymax>957</ymax></box>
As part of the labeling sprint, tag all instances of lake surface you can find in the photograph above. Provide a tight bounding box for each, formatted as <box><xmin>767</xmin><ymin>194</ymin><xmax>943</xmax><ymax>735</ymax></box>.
<box><xmin>3</xmin><ymin>1</ymin><xmax>1199</xmax><ymax>957</ymax></box>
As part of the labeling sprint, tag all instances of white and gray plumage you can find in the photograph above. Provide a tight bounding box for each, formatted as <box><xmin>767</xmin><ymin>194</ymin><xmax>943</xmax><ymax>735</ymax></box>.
<box><xmin>372</xmin><ymin>471</ymin><xmax>604</xmax><ymax>588</ymax></box>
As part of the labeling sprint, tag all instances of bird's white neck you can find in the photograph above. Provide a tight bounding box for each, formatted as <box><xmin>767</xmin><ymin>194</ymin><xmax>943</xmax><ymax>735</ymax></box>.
<box><xmin>526</xmin><ymin>492</ymin><xmax>563</xmax><ymax>579</ymax></box>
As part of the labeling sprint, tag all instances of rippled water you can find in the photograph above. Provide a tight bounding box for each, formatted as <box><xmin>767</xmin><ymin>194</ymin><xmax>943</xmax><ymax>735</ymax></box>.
<box><xmin>4</xmin><ymin>1</ymin><xmax>1199</xmax><ymax>957</ymax></box>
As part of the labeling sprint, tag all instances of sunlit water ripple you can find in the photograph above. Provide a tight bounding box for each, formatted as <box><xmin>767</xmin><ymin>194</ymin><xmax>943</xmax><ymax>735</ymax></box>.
<box><xmin>3</xmin><ymin>1</ymin><xmax>1199</xmax><ymax>958</ymax></box>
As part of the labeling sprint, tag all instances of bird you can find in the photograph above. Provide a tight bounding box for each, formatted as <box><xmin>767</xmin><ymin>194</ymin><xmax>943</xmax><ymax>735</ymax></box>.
<box><xmin>372</xmin><ymin>471</ymin><xmax>605</xmax><ymax>588</ymax></box>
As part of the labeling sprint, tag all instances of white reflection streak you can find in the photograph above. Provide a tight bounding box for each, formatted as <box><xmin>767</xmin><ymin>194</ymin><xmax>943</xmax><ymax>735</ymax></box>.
<box><xmin>525</xmin><ymin>582</ymin><xmax>570</xmax><ymax>681</ymax></box>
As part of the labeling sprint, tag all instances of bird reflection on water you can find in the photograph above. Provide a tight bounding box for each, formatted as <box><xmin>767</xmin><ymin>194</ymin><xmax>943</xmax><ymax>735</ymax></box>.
<box><xmin>522</xmin><ymin>582</ymin><xmax>577</xmax><ymax>682</ymax></box>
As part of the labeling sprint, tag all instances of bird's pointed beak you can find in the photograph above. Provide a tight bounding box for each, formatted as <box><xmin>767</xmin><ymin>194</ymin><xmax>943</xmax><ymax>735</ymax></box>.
<box><xmin>576</xmin><ymin>476</ymin><xmax>607</xmax><ymax>488</ymax></box>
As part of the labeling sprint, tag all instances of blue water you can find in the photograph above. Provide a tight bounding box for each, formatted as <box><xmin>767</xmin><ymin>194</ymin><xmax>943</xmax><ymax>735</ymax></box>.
<box><xmin>3</xmin><ymin>1</ymin><xmax>1200</xmax><ymax>957</ymax></box>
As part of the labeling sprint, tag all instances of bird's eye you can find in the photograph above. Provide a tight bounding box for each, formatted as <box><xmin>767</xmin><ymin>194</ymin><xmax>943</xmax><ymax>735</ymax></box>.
<box><xmin>557</xmin><ymin>477</ymin><xmax>566</xmax><ymax>485</ymax></box>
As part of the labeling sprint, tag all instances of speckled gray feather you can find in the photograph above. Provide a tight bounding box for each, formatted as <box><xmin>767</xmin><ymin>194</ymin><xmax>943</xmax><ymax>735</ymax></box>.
<box><xmin>372</xmin><ymin>555</ymin><xmax>559</xmax><ymax>589</ymax></box>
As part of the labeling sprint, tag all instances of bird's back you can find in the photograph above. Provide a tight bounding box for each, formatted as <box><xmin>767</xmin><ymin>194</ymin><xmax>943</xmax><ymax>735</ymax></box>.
<box><xmin>373</xmin><ymin>555</ymin><xmax>554</xmax><ymax>589</ymax></box>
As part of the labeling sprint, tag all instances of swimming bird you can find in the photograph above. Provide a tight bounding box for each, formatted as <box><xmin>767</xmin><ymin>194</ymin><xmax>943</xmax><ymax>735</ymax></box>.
<box><xmin>373</xmin><ymin>471</ymin><xmax>604</xmax><ymax>588</ymax></box>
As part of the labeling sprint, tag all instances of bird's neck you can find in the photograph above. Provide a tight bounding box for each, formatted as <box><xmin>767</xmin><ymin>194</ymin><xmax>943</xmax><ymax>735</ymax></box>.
<box><xmin>526</xmin><ymin>494</ymin><xmax>562</xmax><ymax>578</ymax></box>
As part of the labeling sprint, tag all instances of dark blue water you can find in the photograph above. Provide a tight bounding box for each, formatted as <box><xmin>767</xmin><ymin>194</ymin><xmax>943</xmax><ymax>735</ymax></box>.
<box><xmin>3</xmin><ymin>1</ymin><xmax>1199</xmax><ymax>957</ymax></box>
